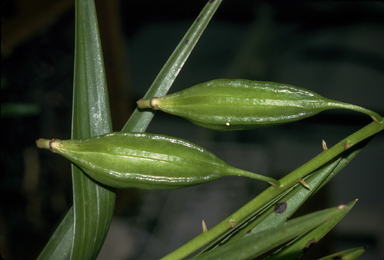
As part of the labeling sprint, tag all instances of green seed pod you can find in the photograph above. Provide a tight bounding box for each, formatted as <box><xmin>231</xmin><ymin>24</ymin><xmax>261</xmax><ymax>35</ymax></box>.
<box><xmin>36</xmin><ymin>132</ymin><xmax>280</xmax><ymax>189</ymax></box>
<box><xmin>137</xmin><ymin>79</ymin><xmax>381</xmax><ymax>131</ymax></box>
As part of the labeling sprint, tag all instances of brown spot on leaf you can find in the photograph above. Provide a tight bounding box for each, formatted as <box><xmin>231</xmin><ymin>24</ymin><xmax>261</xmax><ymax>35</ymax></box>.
<box><xmin>303</xmin><ymin>239</ymin><xmax>316</xmax><ymax>253</ymax></box>
<box><xmin>209</xmin><ymin>0</ymin><xmax>215</xmax><ymax>3</ymax></box>
<box><xmin>274</xmin><ymin>202</ymin><xmax>287</xmax><ymax>215</ymax></box>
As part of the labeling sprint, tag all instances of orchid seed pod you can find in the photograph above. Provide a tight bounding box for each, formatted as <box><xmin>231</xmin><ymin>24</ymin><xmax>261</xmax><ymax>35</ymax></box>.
<box><xmin>137</xmin><ymin>79</ymin><xmax>381</xmax><ymax>131</ymax></box>
<box><xmin>36</xmin><ymin>132</ymin><xmax>280</xmax><ymax>189</ymax></box>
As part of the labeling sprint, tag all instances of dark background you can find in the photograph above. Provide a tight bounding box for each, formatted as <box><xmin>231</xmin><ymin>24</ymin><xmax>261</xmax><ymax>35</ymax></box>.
<box><xmin>1</xmin><ymin>0</ymin><xmax>384</xmax><ymax>259</ymax></box>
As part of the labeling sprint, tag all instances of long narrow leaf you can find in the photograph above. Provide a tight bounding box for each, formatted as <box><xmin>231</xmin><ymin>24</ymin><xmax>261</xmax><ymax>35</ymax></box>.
<box><xmin>244</xmin><ymin>136</ymin><xmax>372</xmax><ymax>238</ymax></box>
<box><xmin>163</xmin><ymin>119</ymin><xmax>383</xmax><ymax>260</ymax></box>
<box><xmin>36</xmin><ymin>208</ymin><xmax>74</xmax><ymax>260</ymax></box>
<box><xmin>198</xmin><ymin>137</ymin><xmax>372</xmax><ymax>257</ymax></box>
<box><xmin>191</xmin><ymin>205</ymin><xmax>348</xmax><ymax>260</ymax></box>
<box><xmin>197</xmin><ymin>186</ymin><xmax>295</xmax><ymax>254</ymax></box>
<box><xmin>70</xmin><ymin>0</ymin><xmax>115</xmax><ymax>259</ymax></box>
<box><xmin>122</xmin><ymin>0</ymin><xmax>222</xmax><ymax>133</ymax></box>
<box><xmin>264</xmin><ymin>199</ymin><xmax>357</xmax><ymax>260</ymax></box>
<box><xmin>317</xmin><ymin>246</ymin><xmax>367</xmax><ymax>260</ymax></box>
<box><xmin>203</xmin><ymin>157</ymin><xmax>341</xmax><ymax>252</ymax></box>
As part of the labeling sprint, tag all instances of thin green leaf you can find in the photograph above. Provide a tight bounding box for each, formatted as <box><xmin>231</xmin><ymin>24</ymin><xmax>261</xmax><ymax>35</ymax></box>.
<box><xmin>198</xmin><ymin>153</ymin><xmax>343</xmax><ymax>254</ymax></box>
<box><xmin>253</xmin><ymin>161</ymin><xmax>341</xmax><ymax>232</ymax></box>
<box><xmin>121</xmin><ymin>0</ymin><xmax>222</xmax><ymax>133</ymax></box>
<box><xmin>264</xmin><ymin>199</ymin><xmax>357</xmax><ymax>260</ymax></box>
<box><xmin>36</xmin><ymin>208</ymin><xmax>74</xmax><ymax>260</ymax></box>
<box><xmin>70</xmin><ymin>0</ymin><xmax>115</xmax><ymax>259</ymax></box>
<box><xmin>191</xmin><ymin>205</ymin><xmax>348</xmax><ymax>260</ymax></box>
<box><xmin>197</xmin><ymin>187</ymin><xmax>294</xmax><ymax>254</ymax></box>
<box><xmin>242</xmin><ymin>136</ymin><xmax>372</xmax><ymax>240</ymax></box>
<box><xmin>162</xmin><ymin>119</ymin><xmax>383</xmax><ymax>260</ymax></box>
<box><xmin>317</xmin><ymin>246</ymin><xmax>367</xmax><ymax>260</ymax></box>
<box><xmin>200</xmin><ymin>137</ymin><xmax>372</xmax><ymax>257</ymax></box>
<box><xmin>209</xmin><ymin>158</ymin><xmax>342</xmax><ymax>250</ymax></box>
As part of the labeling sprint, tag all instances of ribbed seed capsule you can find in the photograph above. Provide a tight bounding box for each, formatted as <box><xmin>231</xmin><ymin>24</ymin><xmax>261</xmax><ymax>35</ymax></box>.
<box><xmin>137</xmin><ymin>79</ymin><xmax>382</xmax><ymax>131</ymax></box>
<box><xmin>36</xmin><ymin>132</ymin><xmax>280</xmax><ymax>189</ymax></box>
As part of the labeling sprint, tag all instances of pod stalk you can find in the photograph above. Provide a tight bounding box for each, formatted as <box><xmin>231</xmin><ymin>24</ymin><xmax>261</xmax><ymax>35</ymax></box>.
<box><xmin>225</xmin><ymin>166</ymin><xmax>280</xmax><ymax>188</ymax></box>
<box><xmin>327</xmin><ymin>100</ymin><xmax>382</xmax><ymax>122</ymax></box>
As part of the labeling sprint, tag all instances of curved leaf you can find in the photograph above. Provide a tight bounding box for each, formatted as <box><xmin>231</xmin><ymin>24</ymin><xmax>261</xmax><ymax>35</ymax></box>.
<box><xmin>264</xmin><ymin>200</ymin><xmax>357</xmax><ymax>260</ymax></box>
<box><xmin>191</xmin><ymin>205</ymin><xmax>348</xmax><ymax>260</ymax></box>
<box><xmin>165</xmin><ymin>120</ymin><xmax>382</xmax><ymax>260</ymax></box>
<box><xmin>36</xmin><ymin>208</ymin><xmax>74</xmax><ymax>260</ymax></box>
<box><xmin>70</xmin><ymin>0</ymin><xmax>115</xmax><ymax>259</ymax></box>
<box><xmin>317</xmin><ymin>246</ymin><xmax>367</xmax><ymax>260</ymax></box>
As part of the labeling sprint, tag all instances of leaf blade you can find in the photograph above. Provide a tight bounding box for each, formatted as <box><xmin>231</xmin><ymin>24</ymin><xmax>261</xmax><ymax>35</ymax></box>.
<box><xmin>36</xmin><ymin>208</ymin><xmax>74</xmax><ymax>260</ymax></box>
<box><xmin>164</xmin><ymin>120</ymin><xmax>382</xmax><ymax>259</ymax></box>
<box><xmin>191</xmin><ymin>205</ymin><xmax>348</xmax><ymax>260</ymax></box>
<box><xmin>198</xmin><ymin>135</ymin><xmax>372</xmax><ymax>255</ymax></box>
<box><xmin>70</xmin><ymin>0</ymin><xmax>115</xmax><ymax>259</ymax></box>
<box><xmin>317</xmin><ymin>246</ymin><xmax>367</xmax><ymax>260</ymax></box>
<box><xmin>264</xmin><ymin>200</ymin><xmax>357</xmax><ymax>260</ymax></box>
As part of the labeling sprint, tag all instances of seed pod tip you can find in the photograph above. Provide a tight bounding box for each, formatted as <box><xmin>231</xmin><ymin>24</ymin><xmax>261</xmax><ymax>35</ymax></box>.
<box><xmin>36</xmin><ymin>138</ymin><xmax>51</xmax><ymax>150</ymax></box>
<box><xmin>137</xmin><ymin>99</ymin><xmax>152</xmax><ymax>109</ymax></box>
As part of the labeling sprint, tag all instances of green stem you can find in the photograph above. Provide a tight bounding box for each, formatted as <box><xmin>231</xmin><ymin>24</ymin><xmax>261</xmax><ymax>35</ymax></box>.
<box><xmin>161</xmin><ymin>118</ymin><xmax>383</xmax><ymax>260</ymax></box>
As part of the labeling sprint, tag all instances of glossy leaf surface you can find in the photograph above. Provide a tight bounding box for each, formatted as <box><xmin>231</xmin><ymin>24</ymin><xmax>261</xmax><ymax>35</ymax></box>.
<box><xmin>70</xmin><ymin>0</ymin><xmax>115</xmax><ymax>259</ymax></box>
<box><xmin>317</xmin><ymin>246</ymin><xmax>367</xmax><ymax>260</ymax></box>
<box><xmin>191</xmin><ymin>205</ymin><xmax>348</xmax><ymax>260</ymax></box>
<box><xmin>264</xmin><ymin>200</ymin><xmax>357</xmax><ymax>260</ymax></box>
